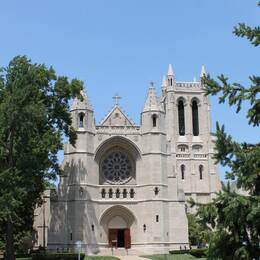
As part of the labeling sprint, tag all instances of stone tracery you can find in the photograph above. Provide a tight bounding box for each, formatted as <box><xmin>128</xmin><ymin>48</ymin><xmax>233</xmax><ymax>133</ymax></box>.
<box><xmin>101</xmin><ymin>150</ymin><xmax>133</xmax><ymax>184</ymax></box>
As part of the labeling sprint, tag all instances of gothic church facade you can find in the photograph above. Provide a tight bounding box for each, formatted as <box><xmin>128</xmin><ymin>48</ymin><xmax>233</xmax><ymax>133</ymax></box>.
<box><xmin>48</xmin><ymin>65</ymin><xmax>220</xmax><ymax>254</ymax></box>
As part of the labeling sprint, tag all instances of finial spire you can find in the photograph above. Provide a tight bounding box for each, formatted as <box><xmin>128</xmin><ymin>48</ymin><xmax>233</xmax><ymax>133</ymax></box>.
<box><xmin>161</xmin><ymin>76</ymin><xmax>167</xmax><ymax>88</ymax></box>
<box><xmin>143</xmin><ymin>82</ymin><xmax>159</xmax><ymax>112</ymax></box>
<box><xmin>71</xmin><ymin>89</ymin><xmax>93</xmax><ymax>111</ymax></box>
<box><xmin>166</xmin><ymin>64</ymin><xmax>175</xmax><ymax>88</ymax></box>
<box><xmin>149</xmin><ymin>81</ymin><xmax>155</xmax><ymax>89</ymax></box>
<box><xmin>200</xmin><ymin>65</ymin><xmax>206</xmax><ymax>78</ymax></box>
<box><xmin>167</xmin><ymin>64</ymin><xmax>174</xmax><ymax>76</ymax></box>
<box><xmin>112</xmin><ymin>94</ymin><xmax>121</xmax><ymax>106</ymax></box>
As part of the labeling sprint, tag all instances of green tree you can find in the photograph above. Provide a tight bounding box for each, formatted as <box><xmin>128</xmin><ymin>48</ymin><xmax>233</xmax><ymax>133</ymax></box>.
<box><xmin>191</xmin><ymin>2</ymin><xmax>260</xmax><ymax>259</ymax></box>
<box><xmin>0</xmin><ymin>56</ymin><xmax>83</xmax><ymax>260</ymax></box>
<box><xmin>187</xmin><ymin>213</ymin><xmax>212</xmax><ymax>247</ymax></box>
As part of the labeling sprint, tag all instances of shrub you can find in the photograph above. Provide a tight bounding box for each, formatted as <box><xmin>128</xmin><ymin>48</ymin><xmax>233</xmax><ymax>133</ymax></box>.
<box><xmin>190</xmin><ymin>248</ymin><xmax>207</xmax><ymax>258</ymax></box>
<box><xmin>31</xmin><ymin>253</ymin><xmax>85</xmax><ymax>260</ymax></box>
<box><xmin>169</xmin><ymin>250</ymin><xmax>190</xmax><ymax>255</ymax></box>
<box><xmin>15</xmin><ymin>253</ymin><xmax>31</xmax><ymax>258</ymax></box>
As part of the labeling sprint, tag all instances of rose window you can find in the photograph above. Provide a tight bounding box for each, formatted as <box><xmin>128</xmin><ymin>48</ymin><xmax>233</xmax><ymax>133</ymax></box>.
<box><xmin>101</xmin><ymin>150</ymin><xmax>133</xmax><ymax>184</ymax></box>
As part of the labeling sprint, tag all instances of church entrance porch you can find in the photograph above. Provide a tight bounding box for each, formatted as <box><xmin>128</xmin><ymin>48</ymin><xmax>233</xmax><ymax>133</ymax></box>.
<box><xmin>99</xmin><ymin>206</ymin><xmax>136</xmax><ymax>250</ymax></box>
<box><xmin>108</xmin><ymin>228</ymin><xmax>131</xmax><ymax>248</ymax></box>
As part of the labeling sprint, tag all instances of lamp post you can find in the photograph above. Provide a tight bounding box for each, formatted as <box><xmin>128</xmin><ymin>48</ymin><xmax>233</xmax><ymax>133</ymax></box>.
<box><xmin>42</xmin><ymin>195</ymin><xmax>47</xmax><ymax>250</ymax></box>
<box><xmin>76</xmin><ymin>241</ymin><xmax>82</xmax><ymax>260</ymax></box>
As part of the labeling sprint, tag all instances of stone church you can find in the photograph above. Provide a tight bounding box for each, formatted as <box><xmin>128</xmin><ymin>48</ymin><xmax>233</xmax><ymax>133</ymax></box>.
<box><xmin>46</xmin><ymin>65</ymin><xmax>220</xmax><ymax>254</ymax></box>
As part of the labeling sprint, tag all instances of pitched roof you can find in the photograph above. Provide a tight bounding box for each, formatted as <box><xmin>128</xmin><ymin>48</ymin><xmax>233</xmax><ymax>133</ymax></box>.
<box><xmin>99</xmin><ymin>105</ymin><xmax>135</xmax><ymax>127</ymax></box>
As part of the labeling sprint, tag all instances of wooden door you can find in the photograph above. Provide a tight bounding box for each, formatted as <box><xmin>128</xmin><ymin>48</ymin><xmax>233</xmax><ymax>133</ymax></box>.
<box><xmin>108</xmin><ymin>229</ymin><xmax>117</xmax><ymax>247</ymax></box>
<box><xmin>124</xmin><ymin>228</ymin><xmax>131</xmax><ymax>249</ymax></box>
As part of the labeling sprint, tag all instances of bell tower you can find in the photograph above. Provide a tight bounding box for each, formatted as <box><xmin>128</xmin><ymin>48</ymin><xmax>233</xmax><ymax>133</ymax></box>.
<box><xmin>71</xmin><ymin>89</ymin><xmax>95</xmax><ymax>133</ymax></box>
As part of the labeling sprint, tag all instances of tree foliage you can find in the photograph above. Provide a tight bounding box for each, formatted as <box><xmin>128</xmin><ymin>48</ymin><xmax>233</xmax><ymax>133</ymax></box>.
<box><xmin>187</xmin><ymin>213</ymin><xmax>212</xmax><ymax>246</ymax></box>
<box><xmin>0</xmin><ymin>56</ymin><xmax>83</xmax><ymax>259</ymax></box>
<box><xmin>192</xmin><ymin>3</ymin><xmax>260</xmax><ymax>259</ymax></box>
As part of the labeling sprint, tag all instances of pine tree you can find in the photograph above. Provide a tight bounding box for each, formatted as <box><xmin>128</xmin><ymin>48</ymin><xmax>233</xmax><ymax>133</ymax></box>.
<box><xmin>191</xmin><ymin>2</ymin><xmax>260</xmax><ymax>259</ymax></box>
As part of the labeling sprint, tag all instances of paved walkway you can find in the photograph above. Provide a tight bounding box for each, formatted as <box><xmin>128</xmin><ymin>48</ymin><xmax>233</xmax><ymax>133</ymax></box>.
<box><xmin>116</xmin><ymin>256</ymin><xmax>148</xmax><ymax>260</ymax></box>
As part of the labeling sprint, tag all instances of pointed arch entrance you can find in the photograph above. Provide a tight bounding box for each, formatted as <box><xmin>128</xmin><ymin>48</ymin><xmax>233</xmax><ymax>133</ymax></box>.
<box><xmin>100</xmin><ymin>206</ymin><xmax>136</xmax><ymax>249</ymax></box>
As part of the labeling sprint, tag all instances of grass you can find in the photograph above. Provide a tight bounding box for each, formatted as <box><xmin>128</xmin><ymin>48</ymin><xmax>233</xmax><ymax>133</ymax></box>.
<box><xmin>85</xmin><ymin>257</ymin><xmax>120</xmax><ymax>260</ymax></box>
<box><xmin>142</xmin><ymin>254</ymin><xmax>206</xmax><ymax>260</ymax></box>
<box><xmin>17</xmin><ymin>257</ymin><xmax>120</xmax><ymax>260</ymax></box>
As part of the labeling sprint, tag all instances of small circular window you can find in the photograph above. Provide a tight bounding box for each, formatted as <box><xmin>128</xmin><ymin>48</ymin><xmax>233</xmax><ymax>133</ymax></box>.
<box><xmin>101</xmin><ymin>150</ymin><xmax>133</xmax><ymax>184</ymax></box>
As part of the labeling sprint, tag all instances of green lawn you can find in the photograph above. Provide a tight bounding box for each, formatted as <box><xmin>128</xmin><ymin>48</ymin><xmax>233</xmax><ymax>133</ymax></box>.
<box><xmin>17</xmin><ymin>257</ymin><xmax>119</xmax><ymax>260</ymax></box>
<box><xmin>85</xmin><ymin>257</ymin><xmax>120</xmax><ymax>260</ymax></box>
<box><xmin>142</xmin><ymin>254</ymin><xmax>206</xmax><ymax>260</ymax></box>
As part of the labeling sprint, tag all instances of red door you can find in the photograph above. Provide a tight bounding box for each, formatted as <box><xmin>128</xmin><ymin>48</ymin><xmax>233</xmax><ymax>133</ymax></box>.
<box><xmin>124</xmin><ymin>228</ymin><xmax>131</xmax><ymax>249</ymax></box>
<box><xmin>108</xmin><ymin>229</ymin><xmax>118</xmax><ymax>247</ymax></box>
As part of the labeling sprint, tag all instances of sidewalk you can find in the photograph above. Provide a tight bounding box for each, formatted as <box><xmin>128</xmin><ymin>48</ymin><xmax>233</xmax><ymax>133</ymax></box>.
<box><xmin>116</xmin><ymin>256</ymin><xmax>148</xmax><ymax>260</ymax></box>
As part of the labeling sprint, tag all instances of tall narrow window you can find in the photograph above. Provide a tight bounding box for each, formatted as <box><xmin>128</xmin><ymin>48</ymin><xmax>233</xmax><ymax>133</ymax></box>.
<box><xmin>178</xmin><ymin>100</ymin><xmax>185</xmax><ymax>135</ymax></box>
<box><xmin>152</xmin><ymin>114</ymin><xmax>157</xmax><ymax>127</ymax></box>
<box><xmin>199</xmin><ymin>165</ymin><xmax>203</xmax><ymax>180</ymax></box>
<box><xmin>156</xmin><ymin>215</ymin><xmax>159</xmax><ymax>222</ymax></box>
<box><xmin>79</xmin><ymin>113</ymin><xmax>84</xmax><ymax>128</ymax></box>
<box><xmin>181</xmin><ymin>164</ymin><xmax>185</xmax><ymax>180</ymax></box>
<box><xmin>192</xmin><ymin>100</ymin><xmax>199</xmax><ymax>136</ymax></box>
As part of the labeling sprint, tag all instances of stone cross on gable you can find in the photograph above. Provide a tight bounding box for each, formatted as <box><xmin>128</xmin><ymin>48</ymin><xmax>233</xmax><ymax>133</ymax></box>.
<box><xmin>113</xmin><ymin>94</ymin><xmax>121</xmax><ymax>106</ymax></box>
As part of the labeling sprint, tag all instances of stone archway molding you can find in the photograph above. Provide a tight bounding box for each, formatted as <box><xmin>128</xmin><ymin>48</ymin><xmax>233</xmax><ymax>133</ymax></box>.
<box><xmin>94</xmin><ymin>136</ymin><xmax>142</xmax><ymax>163</ymax></box>
<box><xmin>99</xmin><ymin>205</ymin><xmax>137</xmax><ymax>228</ymax></box>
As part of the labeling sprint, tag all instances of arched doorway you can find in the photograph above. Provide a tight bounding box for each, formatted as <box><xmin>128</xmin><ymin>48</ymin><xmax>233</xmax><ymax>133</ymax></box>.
<box><xmin>100</xmin><ymin>206</ymin><xmax>136</xmax><ymax>249</ymax></box>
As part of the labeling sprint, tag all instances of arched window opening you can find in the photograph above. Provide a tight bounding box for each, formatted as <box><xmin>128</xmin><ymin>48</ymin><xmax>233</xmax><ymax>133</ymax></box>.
<box><xmin>123</xmin><ymin>189</ymin><xmax>127</xmax><ymax>198</ymax></box>
<box><xmin>178</xmin><ymin>100</ymin><xmax>185</xmax><ymax>136</ymax></box>
<box><xmin>79</xmin><ymin>113</ymin><xmax>84</xmax><ymax>128</ymax></box>
<box><xmin>101</xmin><ymin>189</ymin><xmax>106</xmax><ymax>198</ymax></box>
<box><xmin>130</xmin><ymin>189</ymin><xmax>135</xmax><ymax>198</ymax></box>
<box><xmin>178</xmin><ymin>144</ymin><xmax>188</xmax><ymax>153</ymax></box>
<box><xmin>192</xmin><ymin>100</ymin><xmax>199</xmax><ymax>136</ymax></box>
<box><xmin>168</xmin><ymin>78</ymin><xmax>173</xmax><ymax>86</ymax></box>
<box><xmin>152</xmin><ymin>114</ymin><xmax>157</xmax><ymax>127</ymax></box>
<box><xmin>181</xmin><ymin>164</ymin><xmax>185</xmax><ymax>180</ymax></box>
<box><xmin>116</xmin><ymin>188</ymin><xmax>120</xmax><ymax>198</ymax></box>
<box><xmin>108</xmin><ymin>189</ymin><xmax>113</xmax><ymax>198</ymax></box>
<box><xmin>199</xmin><ymin>165</ymin><xmax>203</xmax><ymax>180</ymax></box>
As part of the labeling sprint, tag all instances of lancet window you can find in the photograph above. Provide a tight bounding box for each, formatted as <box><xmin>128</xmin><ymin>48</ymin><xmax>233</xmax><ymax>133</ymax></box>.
<box><xmin>192</xmin><ymin>100</ymin><xmax>199</xmax><ymax>136</ymax></box>
<box><xmin>178</xmin><ymin>100</ymin><xmax>185</xmax><ymax>136</ymax></box>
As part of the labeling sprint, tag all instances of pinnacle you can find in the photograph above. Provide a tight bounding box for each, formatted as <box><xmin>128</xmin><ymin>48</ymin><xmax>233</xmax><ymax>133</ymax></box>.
<box><xmin>143</xmin><ymin>83</ymin><xmax>159</xmax><ymax>112</ymax></box>
<box><xmin>71</xmin><ymin>88</ymin><xmax>93</xmax><ymax>111</ymax></box>
<box><xmin>161</xmin><ymin>76</ymin><xmax>167</xmax><ymax>88</ymax></box>
<box><xmin>200</xmin><ymin>65</ymin><xmax>206</xmax><ymax>78</ymax></box>
<box><xmin>167</xmin><ymin>64</ymin><xmax>174</xmax><ymax>76</ymax></box>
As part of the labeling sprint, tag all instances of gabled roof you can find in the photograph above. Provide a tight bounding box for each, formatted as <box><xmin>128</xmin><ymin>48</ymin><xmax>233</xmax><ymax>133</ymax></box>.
<box><xmin>99</xmin><ymin>105</ymin><xmax>135</xmax><ymax>127</ymax></box>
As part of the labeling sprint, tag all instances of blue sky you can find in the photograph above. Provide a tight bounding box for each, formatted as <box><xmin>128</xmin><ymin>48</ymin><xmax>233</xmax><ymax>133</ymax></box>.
<box><xmin>1</xmin><ymin>0</ymin><xmax>259</xmax><ymax>180</ymax></box>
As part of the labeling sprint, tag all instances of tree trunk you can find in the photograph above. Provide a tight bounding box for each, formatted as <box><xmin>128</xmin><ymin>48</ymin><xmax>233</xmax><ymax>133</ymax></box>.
<box><xmin>5</xmin><ymin>220</ymin><xmax>15</xmax><ymax>260</ymax></box>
